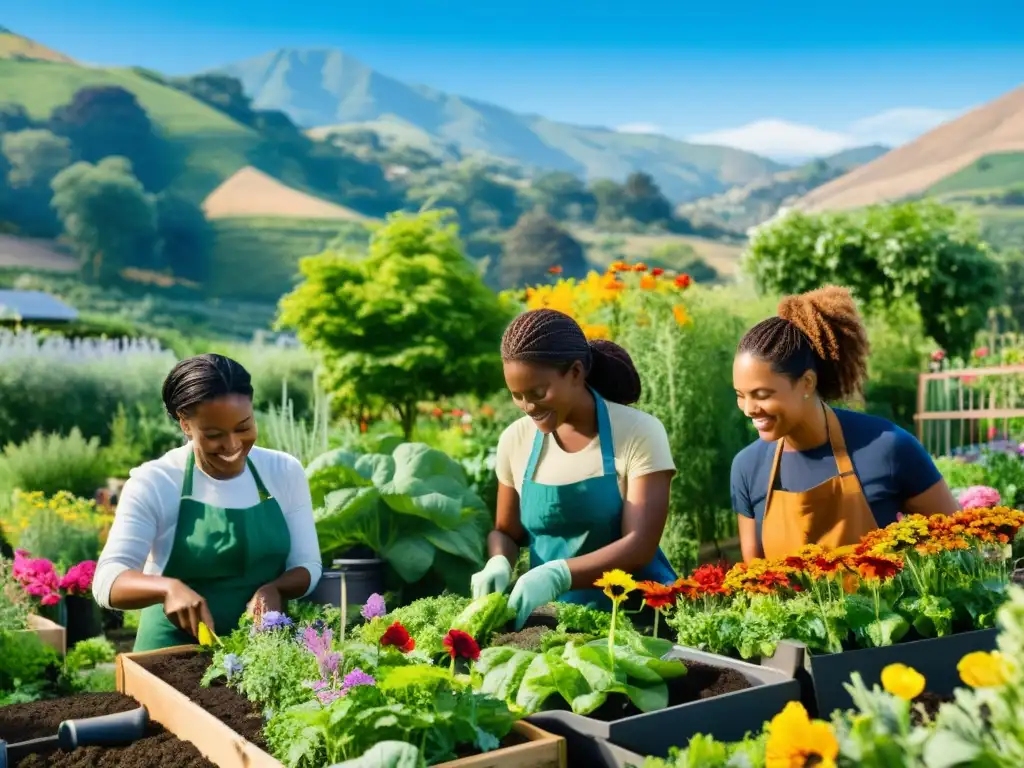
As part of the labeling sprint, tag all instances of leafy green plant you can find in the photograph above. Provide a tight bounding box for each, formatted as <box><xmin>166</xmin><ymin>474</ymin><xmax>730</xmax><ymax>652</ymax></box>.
<box><xmin>307</xmin><ymin>442</ymin><xmax>489</xmax><ymax>595</ymax></box>
<box><xmin>1</xmin><ymin>427</ymin><xmax>110</xmax><ymax>497</ymax></box>
<box><xmin>0</xmin><ymin>557</ymin><xmax>30</xmax><ymax>631</ymax></box>
<box><xmin>0</xmin><ymin>629</ymin><xmax>60</xmax><ymax>698</ymax></box>
<box><xmin>356</xmin><ymin>593</ymin><xmax>470</xmax><ymax>658</ymax></box>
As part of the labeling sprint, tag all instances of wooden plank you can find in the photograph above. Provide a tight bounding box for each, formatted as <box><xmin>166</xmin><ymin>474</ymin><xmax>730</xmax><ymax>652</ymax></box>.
<box><xmin>117</xmin><ymin>648</ymin><xmax>565</xmax><ymax>768</ymax></box>
<box><xmin>919</xmin><ymin>365</ymin><xmax>1024</xmax><ymax>381</ymax></box>
<box><xmin>19</xmin><ymin>614</ymin><xmax>67</xmax><ymax>657</ymax></box>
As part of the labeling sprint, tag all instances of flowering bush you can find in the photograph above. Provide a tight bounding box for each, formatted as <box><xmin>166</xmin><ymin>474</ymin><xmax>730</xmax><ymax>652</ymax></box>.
<box><xmin>58</xmin><ymin>560</ymin><xmax>96</xmax><ymax>596</ymax></box>
<box><xmin>10</xmin><ymin>550</ymin><xmax>97</xmax><ymax>607</ymax></box>
<box><xmin>2</xmin><ymin>491</ymin><xmax>112</xmax><ymax>566</ymax></box>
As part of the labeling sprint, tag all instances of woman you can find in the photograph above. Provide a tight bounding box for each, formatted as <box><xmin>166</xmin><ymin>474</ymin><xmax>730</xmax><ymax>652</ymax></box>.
<box><xmin>731</xmin><ymin>286</ymin><xmax>958</xmax><ymax>563</ymax></box>
<box><xmin>93</xmin><ymin>354</ymin><xmax>322</xmax><ymax>651</ymax></box>
<box><xmin>472</xmin><ymin>309</ymin><xmax>677</xmax><ymax>629</ymax></box>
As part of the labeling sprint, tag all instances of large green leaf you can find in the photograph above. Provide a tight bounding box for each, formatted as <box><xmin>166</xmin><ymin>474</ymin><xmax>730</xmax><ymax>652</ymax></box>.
<box><xmin>355</xmin><ymin>453</ymin><xmax>395</xmax><ymax>485</ymax></box>
<box><xmin>308</xmin><ymin>465</ymin><xmax>372</xmax><ymax>508</ymax></box>
<box><xmin>326</xmin><ymin>742</ymin><xmax>421</xmax><ymax>768</ymax></box>
<box><xmin>425</xmin><ymin>523</ymin><xmax>486</xmax><ymax>565</ymax></box>
<box><xmin>452</xmin><ymin>593</ymin><xmax>515</xmax><ymax>640</ymax></box>
<box><xmin>392</xmin><ymin>442</ymin><xmax>468</xmax><ymax>485</ymax></box>
<box><xmin>379</xmin><ymin>476</ymin><xmax>465</xmax><ymax>528</ymax></box>
<box><xmin>306</xmin><ymin>447</ymin><xmax>360</xmax><ymax>476</ymax></box>
<box><xmin>315</xmin><ymin>487</ymin><xmax>386</xmax><ymax>555</ymax></box>
<box><xmin>380</xmin><ymin>534</ymin><xmax>436</xmax><ymax>582</ymax></box>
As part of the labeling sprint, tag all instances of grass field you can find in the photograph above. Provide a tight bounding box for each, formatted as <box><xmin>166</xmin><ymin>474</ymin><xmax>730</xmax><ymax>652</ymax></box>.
<box><xmin>928</xmin><ymin>152</ymin><xmax>1024</xmax><ymax>196</ymax></box>
<box><xmin>962</xmin><ymin>204</ymin><xmax>1024</xmax><ymax>252</ymax></box>
<box><xmin>0</xmin><ymin>59</ymin><xmax>260</xmax><ymax>200</ymax></box>
<box><xmin>571</xmin><ymin>227</ymin><xmax>746</xmax><ymax>277</ymax></box>
<box><xmin>207</xmin><ymin>216</ymin><xmax>372</xmax><ymax>302</ymax></box>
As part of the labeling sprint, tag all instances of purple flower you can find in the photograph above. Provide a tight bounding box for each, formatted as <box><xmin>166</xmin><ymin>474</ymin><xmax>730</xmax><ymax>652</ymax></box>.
<box><xmin>223</xmin><ymin>653</ymin><xmax>243</xmax><ymax>681</ymax></box>
<box><xmin>307</xmin><ymin>678</ymin><xmax>344</xmax><ymax>706</ymax></box>
<box><xmin>341</xmin><ymin>668</ymin><xmax>376</xmax><ymax>693</ymax></box>
<box><xmin>257</xmin><ymin>611</ymin><xmax>294</xmax><ymax>632</ymax></box>
<box><xmin>361</xmin><ymin>593</ymin><xmax>386</xmax><ymax>621</ymax></box>
<box><xmin>302</xmin><ymin>625</ymin><xmax>334</xmax><ymax>656</ymax></box>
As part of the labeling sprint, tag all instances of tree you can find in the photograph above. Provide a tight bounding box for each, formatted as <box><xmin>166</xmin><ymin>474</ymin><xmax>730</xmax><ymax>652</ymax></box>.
<box><xmin>50</xmin><ymin>86</ymin><xmax>172</xmax><ymax>190</ymax></box>
<box><xmin>0</xmin><ymin>103</ymin><xmax>32</xmax><ymax>134</ymax></box>
<box><xmin>745</xmin><ymin>201</ymin><xmax>1001</xmax><ymax>355</ymax></box>
<box><xmin>590</xmin><ymin>178</ymin><xmax>627</xmax><ymax>223</ymax></box>
<box><xmin>172</xmin><ymin>74</ymin><xmax>255</xmax><ymax>126</ymax></box>
<box><xmin>277</xmin><ymin>210</ymin><xmax>512</xmax><ymax>438</ymax></box>
<box><xmin>500</xmin><ymin>209</ymin><xmax>589</xmax><ymax>289</ymax></box>
<box><xmin>530</xmin><ymin>171</ymin><xmax>596</xmax><ymax>221</ymax></box>
<box><xmin>50</xmin><ymin>156</ymin><xmax>159</xmax><ymax>281</ymax></box>
<box><xmin>155</xmin><ymin>192</ymin><xmax>211</xmax><ymax>281</ymax></box>
<box><xmin>1</xmin><ymin>129</ymin><xmax>73</xmax><ymax>236</ymax></box>
<box><xmin>623</xmin><ymin>171</ymin><xmax>673</xmax><ymax>225</ymax></box>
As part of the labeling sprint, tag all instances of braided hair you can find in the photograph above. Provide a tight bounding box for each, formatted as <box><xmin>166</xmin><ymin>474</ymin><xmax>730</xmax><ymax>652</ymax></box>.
<box><xmin>737</xmin><ymin>285</ymin><xmax>870</xmax><ymax>402</ymax></box>
<box><xmin>501</xmin><ymin>309</ymin><xmax>642</xmax><ymax>405</ymax></box>
<box><xmin>162</xmin><ymin>354</ymin><xmax>254</xmax><ymax>420</ymax></box>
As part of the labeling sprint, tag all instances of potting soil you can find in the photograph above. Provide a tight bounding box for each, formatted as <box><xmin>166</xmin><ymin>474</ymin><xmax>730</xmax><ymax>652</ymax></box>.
<box><xmin>0</xmin><ymin>692</ymin><xmax>215</xmax><ymax>767</ymax></box>
<box><xmin>911</xmin><ymin>691</ymin><xmax>953</xmax><ymax>726</ymax></box>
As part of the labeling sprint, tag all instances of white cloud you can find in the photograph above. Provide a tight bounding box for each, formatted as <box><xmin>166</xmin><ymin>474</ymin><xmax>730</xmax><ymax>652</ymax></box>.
<box><xmin>687</xmin><ymin>107</ymin><xmax>966</xmax><ymax>161</ymax></box>
<box><xmin>616</xmin><ymin>122</ymin><xmax>662</xmax><ymax>135</ymax></box>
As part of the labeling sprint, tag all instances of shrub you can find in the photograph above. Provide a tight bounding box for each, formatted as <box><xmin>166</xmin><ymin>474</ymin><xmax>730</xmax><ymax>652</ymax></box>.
<box><xmin>0</xmin><ymin>429</ymin><xmax>110</xmax><ymax>498</ymax></box>
<box><xmin>2</xmin><ymin>491</ymin><xmax>112</xmax><ymax>565</ymax></box>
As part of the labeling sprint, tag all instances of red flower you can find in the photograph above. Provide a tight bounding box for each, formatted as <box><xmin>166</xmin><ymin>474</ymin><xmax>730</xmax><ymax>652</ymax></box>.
<box><xmin>690</xmin><ymin>563</ymin><xmax>729</xmax><ymax>595</ymax></box>
<box><xmin>855</xmin><ymin>555</ymin><xmax>903</xmax><ymax>582</ymax></box>
<box><xmin>651</xmin><ymin>268</ymin><xmax>665</xmax><ymax>276</ymax></box>
<box><xmin>431</xmin><ymin>407</ymin><xmax>444</xmax><ymax>418</ymax></box>
<box><xmin>548</xmin><ymin>266</ymin><xmax>563</xmax><ymax>275</ymax></box>
<box><xmin>637</xmin><ymin>580</ymin><xmax>677</xmax><ymax>610</ymax></box>
<box><xmin>443</xmin><ymin>629</ymin><xmax>480</xmax><ymax>661</ymax></box>
<box><xmin>381</xmin><ymin>621</ymin><xmax>416</xmax><ymax>653</ymax></box>
<box><xmin>974</xmin><ymin>346</ymin><xmax>990</xmax><ymax>359</ymax></box>
<box><xmin>674</xmin><ymin>274</ymin><xmax>692</xmax><ymax>289</ymax></box>
<box><xmin>633</xmin><ymin>263</ymin><xmax>648</xmax><ymax>272</ymax></box>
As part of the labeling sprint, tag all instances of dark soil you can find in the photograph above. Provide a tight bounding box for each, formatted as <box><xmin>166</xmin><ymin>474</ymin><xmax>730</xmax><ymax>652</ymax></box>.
<box><xmin>912</xmin><ymin>691</ymin><xmax>953</xmax><ymax>725</ymax></box>
<box><xmin>0</xmin><ymin>692</ymin><xmax>215</xmax><ymax>767</ymax></box>
<box><xmin>491</xmin><ymin>626</ymin><xmax>552</xmax><ymax>652</ymax></box>
<box><xmin>134</xmin><ymin>652</ymin><xmax>266</xmax><ymax>749</ymax></box>
<box><xmin>585</xmin><ymin>660</ymin><xmax>752</xmax><ymax>721</ymax></box>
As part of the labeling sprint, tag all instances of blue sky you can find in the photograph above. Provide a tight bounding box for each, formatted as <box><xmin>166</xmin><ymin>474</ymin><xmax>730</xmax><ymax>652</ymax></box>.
<box><xmin>5</xmin><ymin>0</ymin><xmax>1023</xmax><ymax>159</ymax></box>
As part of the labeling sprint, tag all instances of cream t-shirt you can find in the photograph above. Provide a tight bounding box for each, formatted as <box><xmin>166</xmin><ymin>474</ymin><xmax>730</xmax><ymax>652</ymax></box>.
<box><xmin>496</xmin><ymin>400</ymin><xmax>676</xmax><ymax>498</ymax></box>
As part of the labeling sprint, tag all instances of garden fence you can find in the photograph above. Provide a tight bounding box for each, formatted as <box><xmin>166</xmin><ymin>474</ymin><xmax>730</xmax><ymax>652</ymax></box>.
<box><xmin>916</xmin><ymin>365</ymin><xmax>1024</xmax><ymax>457</ymax></box>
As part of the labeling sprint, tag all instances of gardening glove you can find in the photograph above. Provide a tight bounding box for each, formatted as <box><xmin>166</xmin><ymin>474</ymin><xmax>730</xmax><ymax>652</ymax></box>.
<box><xmin>471</xmin><ymin>555</ymin><xmax>513</xmax><ymax>599</ymax></box>
<box><xmin>508</xmin><ymin>560</ymin><xmax>571</xmax><ymax>630</ymax></box>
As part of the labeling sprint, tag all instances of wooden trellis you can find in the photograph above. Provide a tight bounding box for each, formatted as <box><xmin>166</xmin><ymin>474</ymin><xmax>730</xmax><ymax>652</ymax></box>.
<box><xmin>916</xmin><ymin>365</ymin><xmax>1024</xmax><ymax>457</ymax></box>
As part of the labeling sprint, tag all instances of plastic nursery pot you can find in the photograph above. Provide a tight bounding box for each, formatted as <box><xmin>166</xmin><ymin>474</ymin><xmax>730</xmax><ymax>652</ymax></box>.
<box><xmin>64</xmin><ymin>594</ymin><xmax>103</xmax><ymax>648</ymax></box>
<box><xmin>762</xmin><ymin>628</ymin><xmax>1000</xmax><ymax>719</ymax></box>
<box><xmin>301</xmin><ymin>556</ymin><xmax>385</xmax><ymax>611</ymax></box>
<box><xmin>526</xmin><ymin>646</ymin><xmax>800</xmax><ymax>765</ymax></box>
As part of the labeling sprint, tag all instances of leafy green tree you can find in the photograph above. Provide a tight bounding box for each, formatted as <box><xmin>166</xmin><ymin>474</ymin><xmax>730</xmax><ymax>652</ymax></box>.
<box><xmin>623</xmin><ymin>171</ymin><xmax>673</xmax><ymax>225</ymax></box>
<box><xmin>50</xmin><ymin>156</ymin><xmax>159</xmax><ymax>281</ymax></box>
<box><xmin>171</xmin><ymin>74</ymin><xmax>255</xmax><ymax>125</ymax></box>
<box><xmin>499</xmin><ymin>209</ymin><xmax>588</xmax><ymax>288</ymax></box>
<box><xmin>530</xmin><ymin>171</ymin><xmax>596</xmax><ymax>221</ymax></box>
<box><xmin>155</xmin><ymin>192</ymin><xmax>211</xmax><ymax>281</ymax></box>
<box><xmin>2</xmin><ymin>129</ymin><xmax>73</xmax><ymax>236</ymax></box>
<box><xmin>590</xmin><ymin>178</ymin><xmax>627</xmax><ymax>224</ymax></box>
<box><xmin>277</xmin><ymin>210</ymin><xmax>512</xmax><ymax>438</ymax></box>
<box><xmin>745</xmin><ymin>201</ymin><xmax>1000</xmax><ymax>355</ymax></box>
<box><xmin>0</xmin><ymin>104</ymin><xmax>32</xmax><ymax>134</ymax></box>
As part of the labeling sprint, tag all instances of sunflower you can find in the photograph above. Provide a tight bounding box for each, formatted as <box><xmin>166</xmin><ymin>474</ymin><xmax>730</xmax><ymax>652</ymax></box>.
<box><xmin>765</xmin><ymin>701</ymin><xmax>838</xmax><ymax>768</ymax></box>
<box><xmin>594</xmin><ymin>569</ymin><xmax>637</xmax><ymax>602</ymax></box>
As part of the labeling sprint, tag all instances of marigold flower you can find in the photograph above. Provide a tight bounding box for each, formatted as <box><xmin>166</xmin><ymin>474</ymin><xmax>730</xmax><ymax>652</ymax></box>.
<box><xmin>765</xmin><ymin>701</ymin><xmax>838</xmax><ymax>768</ymax></box>
<box><xmin>548</xmin><ymin>265</ymin><xmax>563</xmax><ymax>275</ymax></box>
<box><xmin>637</xmin><ymin>581</ymin><xmax>677</xmax><ymax>610</ymax></box>
<box><xmin>958</xmin><ymin>651</ymin><xmax>1011</xmax><ymax>688</ymax></box>
<box><xmin>672</xmin><ymin>577</ymin><xmax>700</xmax><ymax>600</ymax></box>
<box><xmin>640</xmin><ymin>274</ymin><xmax>657</xmax><ymax>290</ymax></box>
<box><xmin>443</xmin><ymin>629</ymin><xmax>480</xmax><ymax>661</ymax></box>
<box><xmin>381</xmin><ymin>621</ymin><xmax>416</xmax><ymax>653</ymax></box>
<box><xmin>854</xmin><ymin>554</ymin><xmax>903</xmax><ymax>581</ymax></box>
<box><xmin>633</xmin><ymin>262</ymin><xmax>648</xmax><ymax>272</ymax></box>
<box><xmin>672</xmin><ymin>305</ymin><xmax>691</xmax><ymax>326</ymax></box>
<box><xmin>674</xmin><ymin>274</ymin><xmax>692</xmax><ymax>289</ymax></box>
<box><xmin>688</xmin><ymin>563</ymin><xmax>730</xmax><ymax>595</ymax></box>
<box><xmin>594</xmin><ymin>569</ymin><xmax>637</xmax><ymax>602</ymax></box>
<box><xmin>608</xmin><ymin>260</ymin><xmax>629</xmax><ymax>273</ymax></box>
<box><xmin>881</xmin><ymin>663</ymin><xmax>925</xmax><ymax>700</ymax></box>
<box><xmin>651</xmin><ymin>267</ymin><xmax>665</xmax><ymax>276</ymax></box>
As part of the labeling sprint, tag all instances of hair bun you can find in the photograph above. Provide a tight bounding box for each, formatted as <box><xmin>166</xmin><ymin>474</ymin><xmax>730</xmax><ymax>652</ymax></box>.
<box><xmin>587</xmin><ymin>339</ymin><xmax>642</xmax><ymax>405</ymax></box>
<box><xmin>777</xmin><ymin>285</ymin><xmax>858</xmax><ymax>363</ymax></box>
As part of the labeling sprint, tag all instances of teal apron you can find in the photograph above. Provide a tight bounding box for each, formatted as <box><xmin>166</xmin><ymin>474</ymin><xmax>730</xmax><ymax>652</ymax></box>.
<box><xmin>133</xmin><ymin>451</ymin><xmax>292</xmax><ymax>651</ymax></box>
<box><xmin>519</xmin><ymin>388</ymin><xmax>676</xmax><ymax>610</ymax></box>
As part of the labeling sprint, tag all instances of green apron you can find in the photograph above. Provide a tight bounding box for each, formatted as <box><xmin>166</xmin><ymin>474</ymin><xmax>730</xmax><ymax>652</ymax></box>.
<box><xmin>133</xmin><ymin>451</ymin><xmax>292</xmax><ymax>651</ymax></box>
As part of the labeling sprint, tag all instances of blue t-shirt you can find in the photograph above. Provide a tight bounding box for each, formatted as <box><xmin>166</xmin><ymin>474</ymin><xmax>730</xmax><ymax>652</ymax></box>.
<box><xmin>730</xmin><ymin>408</ymin><xmax>942</xmax><ymax>542</ymax></box>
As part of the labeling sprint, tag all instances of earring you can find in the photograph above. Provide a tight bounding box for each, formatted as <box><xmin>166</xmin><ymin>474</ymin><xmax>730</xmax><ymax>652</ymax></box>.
<box><xmin>803</xmin><ymin>394</ymin><xmax>810</xmax><ymax>400</ymax></box>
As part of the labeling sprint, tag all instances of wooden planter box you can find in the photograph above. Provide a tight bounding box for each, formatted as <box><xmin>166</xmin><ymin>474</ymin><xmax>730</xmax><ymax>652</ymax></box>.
<box><xmin>527</xmin><ymin>645</ymin><xmax>799</xmax><ymax>764</ymax></box>
<box><xmin>15</xmin><ymin>614</ymin><xmax>67</xmax><ymax>657</ymax></box>
<box><xmin>117</xmin><ymin>646</ymin><xmax>566</xmax><ymax>768</ymax></box>
<box><xmin>762</xmin><ymin>628</ymin><xmax>1000</xmax><ymax>718</ymax></box>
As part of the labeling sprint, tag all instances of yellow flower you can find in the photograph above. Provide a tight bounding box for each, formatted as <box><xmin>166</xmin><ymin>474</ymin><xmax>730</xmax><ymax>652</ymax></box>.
<box><xmin>958</xmin><ymin>651</ymin><xmax>1011</xmax><ymax>689</ymax></box>
<box><xmin>581</xmin><ymin>323</ymin><xmax>611</xmax><ymax>340</ymax></box>
<box><xmin>672</xmin><ymin>305</ymin><xmax>691</xmax><ymax>327</ymax></box>
<box><xmin>881</xmin><ymin>663</ymin><xmax>925</xmax><ymax>700</ymax></box>
<box><xmin>639</xmin><ymin>274</ymin><xmax>657</xmax><ymax>290</ymax></box>
<box><xmin>765</xmin><ymin>701</ymin><xmax>838</xmax><ymax>768</ymax></box>
<box><xmin>594</xmin><ymin>569</ymin><xmax>637</xmax><ymax>602</ymax></box>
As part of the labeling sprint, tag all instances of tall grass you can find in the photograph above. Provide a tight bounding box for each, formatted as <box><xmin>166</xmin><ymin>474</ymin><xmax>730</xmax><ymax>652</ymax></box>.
<box><xmin>258</xmin><ymin>379</ymin><xmax>332</xmax><ymax>466</ymax></box>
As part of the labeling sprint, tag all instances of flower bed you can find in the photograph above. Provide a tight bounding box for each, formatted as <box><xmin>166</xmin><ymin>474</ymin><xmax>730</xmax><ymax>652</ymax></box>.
<box><xmin>0</xmin><ymin>691</ymin><xmax>215</xmax><ymax>767</ymax></box>
<box><xmin>118</xmin><ymin>645</ymin><xmax>566</xmax><ymax>768</ymax></box>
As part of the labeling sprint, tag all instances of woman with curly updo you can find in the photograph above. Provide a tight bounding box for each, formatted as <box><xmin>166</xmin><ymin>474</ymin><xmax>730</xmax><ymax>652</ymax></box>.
<box><xmin>472</xmin><ymin>309</ymin><xmax>677</xmax><ymax>629</ymax></box>
<box><xmin>731</xmin><ymin>286</ymin><xmax>958</xmax><ymax>562</ymax></box>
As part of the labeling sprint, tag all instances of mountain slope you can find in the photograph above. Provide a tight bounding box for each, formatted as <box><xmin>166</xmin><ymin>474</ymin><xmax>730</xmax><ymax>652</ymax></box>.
<box><xmin>211</xmin><ymin>48</ymin><xmax>783</xmax><ymax>202</ymax></box>
<box><xmin>794</xmin><ymin>85</ymin><xmax>1024</xmax><ymax>212</ymax></box>
<box><xmin>203</xmin><ymin>166</ymin><xmax>369</xmax><ymax>221</ymax></box>
<box><xmin>0</xmin><ymin>26</ymin><xmax>75</xmax><ymax>63</ymax></box>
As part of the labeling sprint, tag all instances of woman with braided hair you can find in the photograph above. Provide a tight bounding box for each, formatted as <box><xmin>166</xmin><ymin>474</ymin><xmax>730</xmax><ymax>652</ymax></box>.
<box><xmin>731</xmin><ymin>286</ymin><xmax>957</xmax><ymax>563</ymax></box>
<box><xmin>472</xmin><ymin>309</ymin><xmax>677</xmax><ymax>629</ymax></box>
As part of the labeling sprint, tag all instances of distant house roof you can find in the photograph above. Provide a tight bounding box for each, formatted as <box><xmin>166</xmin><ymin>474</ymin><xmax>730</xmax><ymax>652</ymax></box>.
<box><xmin>0</xmin><ymin>290</ymin><xmax>78</xmax><ymax>323</ymax></box>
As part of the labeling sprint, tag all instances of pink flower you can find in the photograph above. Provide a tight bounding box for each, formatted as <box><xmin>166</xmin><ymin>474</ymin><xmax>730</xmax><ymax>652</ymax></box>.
<box><xmin>974</xmin><ymin>347</ymin><xmax>990</xmax><ymax>359</ymax></box>
<box><xmin>12</xmin><ymin>550</ymin><xmax>62</xmax><ymax>605</ymax></box>
<box><xmin>931</xmin><ymin>349</ymin><xmax>945</xmax><ymax>362</ymax></box>
<box><xmin>40</xmin><ymin>594</ymin><xmax>61</xmax><ymax>606</ymax></box>
<box><xmin>58</xmin><ymin>561</ymin><xmax>96</xmax><ymax>596</ymax></box>
<box><xmin>959</xmin><ymin>485</ymin><xmax>1002</xmax><ymax>510</ymax></box>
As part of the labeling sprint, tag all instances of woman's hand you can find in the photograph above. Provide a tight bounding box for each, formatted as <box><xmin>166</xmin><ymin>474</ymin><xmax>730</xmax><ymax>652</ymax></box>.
<box><xmin>163</xmin><ymin>579</ymin><xmax>215</xmax><ymax>639</ymax></box>
<box><xmin>248</xmin><ymin>584</ymin><xmax>282</xmax><ymax>616</ymax></box>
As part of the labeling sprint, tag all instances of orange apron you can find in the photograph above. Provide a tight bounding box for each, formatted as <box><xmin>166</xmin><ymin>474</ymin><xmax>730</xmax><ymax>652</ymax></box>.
<box><xmin>761</xmin><ymin>404</ymin><xmax>879</xmax><ymax>560</ymax></box>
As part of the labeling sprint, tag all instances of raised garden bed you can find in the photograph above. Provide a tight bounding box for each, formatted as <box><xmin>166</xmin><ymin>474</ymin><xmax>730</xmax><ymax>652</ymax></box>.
<box><xmin>762</xmin><ymin>628</ymin><xmax>999</xmax><ymax>718</ymax></box>
<box><xmin>15</xmin><ymin>615</ymin><xmax>66</xmax><ymax>658</ymax></box>
<box><xmin>526</xmin><ymin>645</ymin><xmax>799</xmax><ymax>765</ymax></box>
<box><xmin>118</xmin><ymin>646</ymin><xmax>567</xmax><ymax>768</ymax></box>
<box><xmin>0</xmin><ymin>691</ymin><xmax>215</xmax><ymax>767</ymax></box>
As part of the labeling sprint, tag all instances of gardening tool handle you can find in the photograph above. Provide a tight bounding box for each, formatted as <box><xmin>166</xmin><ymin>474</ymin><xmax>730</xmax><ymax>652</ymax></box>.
<box><xmin>0</xmin><ymin>738</ymin><xmax>8</xmax><ymax>768</ymax></box>
<box><xmin>58</xmin><ymin>706</ymin><xmax>149</xmax><ymax>749</ymax></box>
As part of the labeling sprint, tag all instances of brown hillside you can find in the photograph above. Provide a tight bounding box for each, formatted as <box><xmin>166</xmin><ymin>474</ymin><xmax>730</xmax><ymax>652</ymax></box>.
<box><xmin>202</xmin><ymin>166</ymin><xmax>368</xmax><ymax>221</ymax></box>
<box><xmin>795</xmin><ymin>85</ymin><xmax>1024</xmax><ymax>212</ymax></box>
<box><xmin>0</xmin><ymin>30</ymin><xmax>75</xmax><ymax>63</ymax></box>
<box><xmin>0</xmin><ymin>235</ymin><xmax>78</xmax><ymax>272</ymax></box>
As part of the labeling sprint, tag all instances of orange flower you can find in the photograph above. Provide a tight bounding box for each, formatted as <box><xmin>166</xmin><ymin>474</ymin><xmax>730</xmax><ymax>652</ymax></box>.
<box><xmin>674</xmin><ymin>273</ymin><xmax>692</xmax><ymax>289</ymax></box>
<box><xmin>639</xmin><ymin>274</ymin><xmax>657</xmax><ymax>290</ymax></box>
<box><xmin>637</xmin><ymin>581</ymin><xmax>677</xmax><ymax>610</ymax></box>
<box><xmin>854</xmin><ymin>554</ymin><xmax>903</xmax><ymax>582</ymax></box>
<box><xmin>548</xmin><ymin>265</ymin><xmax>563</xmax><ymax>275</ymax></box>
<box><xmin>633</xmin><ymin>263</ymin><xmax>648</xmax><ymax>272</ymax></box>
<box><xmin>608</xmin><ymin>260</ymin><xmax>629</xmax><ymax>273</ymax></box>
<box><xmin>605</xmin><ymin>277</ymin><xmax>626</xmax><ymax>292</ymax></box>
<box><xmin>672</xmin><ymin>577</ymin><xmax>700</xmax><ymax>600</ymax></box>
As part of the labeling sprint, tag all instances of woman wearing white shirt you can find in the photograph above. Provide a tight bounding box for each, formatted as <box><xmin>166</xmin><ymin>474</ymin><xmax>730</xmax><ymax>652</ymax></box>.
<box><xmin>93</xmin><ymin>354</ymin><xmax>322</xmax><ymax>651</ymax></box>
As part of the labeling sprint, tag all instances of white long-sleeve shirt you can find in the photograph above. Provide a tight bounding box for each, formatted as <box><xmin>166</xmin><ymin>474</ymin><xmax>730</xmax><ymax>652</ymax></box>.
<box><xmin>93</xmin><ymin>443</ymin><xmax>323</xmax><ymax>609</ymax></box>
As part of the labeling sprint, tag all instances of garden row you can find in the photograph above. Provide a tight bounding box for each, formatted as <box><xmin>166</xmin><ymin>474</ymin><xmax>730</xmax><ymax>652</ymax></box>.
<box><xmin>4</xmin><ymin>501</ymin><xmax>1020</xmax><ymax>767</ymax></box>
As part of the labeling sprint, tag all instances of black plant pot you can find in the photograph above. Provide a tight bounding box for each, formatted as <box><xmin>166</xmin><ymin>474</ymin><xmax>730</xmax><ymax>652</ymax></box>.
<box><xmin>64</xmin><ymin>595</ymin><xmax>103</xmax><ymax>648</ymax></box>
<box><xmin>302</xmin><ymin>556</ymin><xmax>386</xmax><ymax>615</ymax></box>
<box><xmin>762</xmin><ymin>628</ymin><xmax>1000</xmax><ymax>718</ymax></box>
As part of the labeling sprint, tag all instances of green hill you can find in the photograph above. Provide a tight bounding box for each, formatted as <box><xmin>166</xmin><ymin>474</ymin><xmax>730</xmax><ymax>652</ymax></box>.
<box><xmin>0</xmin><ymin>59</ymin><xmax>260</xmax><ymax>200</ymax></box>
<box><xmin>211</xmin><ymin>48</ymin><xmax>783</xmax><ymax>202</ymax></box>
<box><xmin>928</xmin><ymin>152</ymin><xmax>1024</xmax><ymax>196</ymax></box>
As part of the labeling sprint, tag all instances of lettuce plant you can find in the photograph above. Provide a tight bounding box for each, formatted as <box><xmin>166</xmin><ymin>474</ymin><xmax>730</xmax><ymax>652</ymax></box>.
<box><xmin>306</xmin><ymin>442</ymin><xmax>489</xmax><ymax>594</ymax></box>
